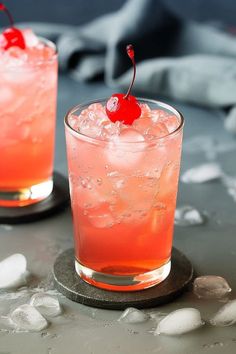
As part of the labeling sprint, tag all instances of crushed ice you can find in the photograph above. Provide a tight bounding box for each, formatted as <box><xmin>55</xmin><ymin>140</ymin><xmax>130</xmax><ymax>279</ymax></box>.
<box><xmin>155</xmin><ymin>308</ymin><xmax>204</xmax><ymax>336</ymax></box>
<box><xmin>181</xmin><ymin>163</ymin><xmax>222</xmax><ymax>183</ymax></box>
<box><xmin>0</xmin><ymin>254</ymin><xmax>29</xmax><ymax>289</ymax></box>
<box><xmin>118</xmin><ymin>308</ymin><xmax>150</xmax><ymax>324</ymax></box>
<box><xmin>210</xmin><ymin>300</ymin><xmax>236</xmax><ymax>327</ymax></box>
<box><xmin>194</xmin><ymin>276</ymin><xmax>231</xmax><ymax>299</ymax></box>
<box><xmin>175</xmin><ymin>206</ymin><xmax>205</xmax><ymax>226</ymax></box>
<box><xmin>183</xmin><ymin>135</ymin><xmax>236</xmax><ymax>160</ymax></box>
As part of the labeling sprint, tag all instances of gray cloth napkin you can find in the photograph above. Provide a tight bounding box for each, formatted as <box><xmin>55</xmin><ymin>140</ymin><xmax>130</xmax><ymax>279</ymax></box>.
<box><xmin>22</xmin><ymin>0</ymin><xmax>236</xmax><ymax>115</ymax></box>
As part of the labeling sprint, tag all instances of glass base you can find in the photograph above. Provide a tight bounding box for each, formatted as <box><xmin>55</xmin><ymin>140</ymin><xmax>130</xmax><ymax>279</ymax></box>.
<box><xmin>0</xmin><ymin>179</ymin><xmax>53</xmax><ymax>207</ymax></box>
<box><xmin>75</xmin><ymin>259</ymin><xmax>171</xmax><ymax>292</ymax></box>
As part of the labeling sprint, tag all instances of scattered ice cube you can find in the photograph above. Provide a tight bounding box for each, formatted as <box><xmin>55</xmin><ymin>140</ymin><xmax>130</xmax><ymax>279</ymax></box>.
<box><xmin>184</xmin><ymin>135</ymin><xmax>236</xmax><ymax>160</ymax></box>
<box><xmin>118</xmin><ymin>308</ymin><xmax>150</xmax><ymax>324</ymax></box>
<box><xmin>1</xmin><ymin>224</ymin><xmax>13</xmax><ymax>231</ymax></box>
<box><xmin>175</xmin><ymin>206</ymin><xmax>205</xmax><ymax>226</ymax></box>
<box><xmin>155</xmin><ymin>308</ymin><xmax>204</xmax><ymax>336</ymax></box>
<box><xmin>222</xmin><ymin>174</ymin><xmax>236</xmax><ymax>202</ymax></box>
<box><xmin>10</xmin><ymin>304</ymin><xmax>48</xmax><ymax>332</ymax></box>
<box><xmin>193</xmin><ymin>276</ymin><xmax>231</xmax><ymax>299</ymax></box>
<box><xmin>181</xmin><ymin>163</ymin><xmax>222</xmax><ymax>183</ymax></box>
<box><xmin>30</xmin><ymin>293</ymin><xmax>62</xmax><ymax>317</ymax></box>
<box><xmin>210</xmin><ymin>300</ymin><xmax>236</xmax><ymax>327</ymax></box>
<box><xmin>183</xmin><ymin>135</ymin><xmax>217</xmax><ymax>160</ymax></box>
<box><xmin>0</xmin><ymin>254</ymin><xmax>28</xmax><ymax>289</ymax></box>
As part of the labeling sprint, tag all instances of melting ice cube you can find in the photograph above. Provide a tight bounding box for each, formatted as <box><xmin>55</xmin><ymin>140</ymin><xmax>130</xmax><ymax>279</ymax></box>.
<box><xmin>175</xmin><ymin>206</ymin><xmax>204</xmax><ymax>226</ymax></box>
<box><xmin>222</xmin><ymin>174</ymin><xmax>236</xmax><ymax>202</ymax></box>
<box><xmin>0</xmin><ymin>254</ymin><xmax>28</xmax><ymax>289</ymax></box>
<box><xmin>30</xmin><ymin>293</ymin><xmax>62</xmax><ymax>317</ymax></box>
<box><xmin>118</xmin><ymin>307</ymin><xmax>150</xmax><ymax>324</ymax></box>
<box><xmin>10</xmin><ymin>304</ymin><xmax>48</xmax><ymax>331</ymax></box>
<box><xmin>155</xmin><ymin>308</ymin><xmax>204</xmax><ymax>335</ymax></box>
<box><xmin>181</xmin><ymin>163</ymin><xmax>222</xmax><ymax>183</ymax></box>
<box><xmin>210</xmin><ymin>300</ymin><xmax>236</xmax><ymax>327</ymax></box>
<box><xmin>193</xmin><ymin>276</ymin><xmax>231</xmax><ymax>299</ymax></box>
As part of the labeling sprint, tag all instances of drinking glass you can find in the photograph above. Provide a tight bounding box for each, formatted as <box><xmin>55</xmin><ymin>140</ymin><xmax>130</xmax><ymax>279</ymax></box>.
<box><xmin>65</xmin><ymin>98</ymin><xmax>184</xmax><ymax>291</ymax></box>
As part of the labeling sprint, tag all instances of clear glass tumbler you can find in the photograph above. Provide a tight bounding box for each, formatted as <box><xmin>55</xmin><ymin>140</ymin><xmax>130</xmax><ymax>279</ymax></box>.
<box><xmin>0</xmin><ymin>38</ymin><xmax>58</xmax><ymax>207</ymax></box>
<box><xmin>65</xmin><ymin>98</ymin><xmax>184</xmax><ymax>291</ymax></box>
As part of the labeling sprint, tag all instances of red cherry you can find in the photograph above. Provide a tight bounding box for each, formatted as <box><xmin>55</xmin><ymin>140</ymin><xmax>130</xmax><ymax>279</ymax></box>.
<box><xmin>2</xmin><ymin>27</ymin><xmax>25</xmax><ymax>49</ymax></box>
<box><xmin>106</xmin><ymin>93</ymin><xmax>141</xmax><ymax>125</ymax></box>
<box><xmin>106</xmin><ymin>44</ymin><xmax>141</xmax><ymax>125</ymax></box>
<box><xmin>0</xmin><ymin>3</ymin><xmax>26</xmax><ymax>50</ymax></box>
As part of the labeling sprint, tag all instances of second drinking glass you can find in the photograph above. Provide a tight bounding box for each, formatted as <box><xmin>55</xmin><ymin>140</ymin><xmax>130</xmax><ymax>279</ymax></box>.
<box><xmin>0</xmin><ymin>33</ymin><xmax>58</xmax><ymax>207</ymax></box>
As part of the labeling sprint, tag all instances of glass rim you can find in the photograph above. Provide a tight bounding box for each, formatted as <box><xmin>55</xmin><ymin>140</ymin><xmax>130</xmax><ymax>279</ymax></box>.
<box><xmin>64</xmin><ymin>97</ymin><xmax>184</xmax><ymax>146</ymax></box>
<box><xmin>0</xmin><ymin>36</ymin><xmax>57</xmax><ymax>70</ymax></box>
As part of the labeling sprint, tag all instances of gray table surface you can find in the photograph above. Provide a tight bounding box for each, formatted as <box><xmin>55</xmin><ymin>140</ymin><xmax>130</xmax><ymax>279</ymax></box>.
<box><xmin>1</xmin><ymin>75</ymin><xmax>236</xmax><ymax>354</ymax></box>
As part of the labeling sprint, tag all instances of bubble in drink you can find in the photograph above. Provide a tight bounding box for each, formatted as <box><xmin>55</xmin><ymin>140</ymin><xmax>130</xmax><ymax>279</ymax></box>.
<box><xmin>118</xmin><ymin>307</ymin><xmax>150</xmax><ymax>323</ymax></box>
<box><xmin>175</xmin><ymin>206</ymin><xmax>205</xmax><ymax>226</ymax></box>
<box><xmin>210</xmin><ymin>300</ymin><xmax>236</xmax><ymax>327</ymax></box>
<box><xmin>181</xmin><ymin>163</ymin><xmax>222</xmax><ymax>183</ymax></box>
<box><xmin>30</xmin><ymin>293</ymin><xmax>62</xmax><ymax>317</ymax></box>
<box><xmin>193</xmin><ymin>276</ymin><xmax>231</xmax><ymax>299</ymax></box>
<box><xmin>0</xmin><ymin>254</ymin><xmax>28</xmax><ymax>289</ymax></box>
<box><xmin>10</xmin><ymin>304</ymin><xmax>48</xmax><ymax>331</ymax></box>
<box><xmin>156</xmin><ymin>308</ymin><xmax>204</xmax><ymax>336</ymax></box>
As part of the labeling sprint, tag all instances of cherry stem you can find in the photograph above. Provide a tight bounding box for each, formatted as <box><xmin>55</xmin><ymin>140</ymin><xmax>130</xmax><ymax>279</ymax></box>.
<box><xmin>0</xmin><ymin>3</ymin><xmax>14</xmax><ymax>27</ymax></box>
<box><xmin>124</xmin><ymin>44</ymin><xmax>136</xmax><ymax>100</ymax></box>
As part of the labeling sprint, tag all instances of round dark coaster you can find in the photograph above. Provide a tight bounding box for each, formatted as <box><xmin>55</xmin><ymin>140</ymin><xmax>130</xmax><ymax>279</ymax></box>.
<box><xmin>53</xmin><ymin>248</ymin><xmax>193</xmax><ymax>310</ymax></box>
<box><xmin>0</xmin><ymin>172</ymin><xmax>70</xmax><ymax>224</ymax></box>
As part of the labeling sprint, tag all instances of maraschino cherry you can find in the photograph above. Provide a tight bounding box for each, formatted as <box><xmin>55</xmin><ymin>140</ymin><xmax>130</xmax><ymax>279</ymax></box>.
<box><xmin>0</xmin><ymin>3</ymin><xmax>25</xmax><ymax>50</ymax></box>
<box><xmin>106</xmin><ymin>44</ymin><xmax>141</xmax><ymax>125</ymax></box>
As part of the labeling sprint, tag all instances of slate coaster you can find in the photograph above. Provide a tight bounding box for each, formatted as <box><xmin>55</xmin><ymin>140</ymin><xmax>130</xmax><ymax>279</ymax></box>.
<box><xmin>53</xmin><ymin>248</ymin><xmax>194</xmax><ymax>310</ymax></box>
<box><xmin>0</xmin><ymin>172</ymin><xmax>70</xmax><ymax>224</ymax></box>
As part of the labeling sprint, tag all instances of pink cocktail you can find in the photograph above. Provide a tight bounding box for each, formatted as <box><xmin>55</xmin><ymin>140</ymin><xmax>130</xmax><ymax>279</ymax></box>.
<box><xmin>0</xmin><ymin>28</ymin><xmax>58</xmax><ymax>206</ymax></box>
<box><xmin>65</xmin><ymin>98</ymin><xmax>184</xmax><ymax>291</ymax></box>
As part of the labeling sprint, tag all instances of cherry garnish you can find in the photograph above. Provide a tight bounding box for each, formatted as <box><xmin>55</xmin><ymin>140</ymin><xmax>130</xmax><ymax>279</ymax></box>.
<box><xmin>0</xmin><ymin>3</ymin><xmax>25</xmax><ymax>50</ymax></box>
<box><xmin>106</xmin><ymin>44</ymin><xmax>141</xmax><ymax>125</ymax></box>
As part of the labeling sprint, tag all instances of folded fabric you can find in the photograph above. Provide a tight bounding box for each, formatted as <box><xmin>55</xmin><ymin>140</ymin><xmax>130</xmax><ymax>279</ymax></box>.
<box><xmin>21</xmin><ymin>0</ymin><xmax>236</xmax><ymax>111</ymax></box>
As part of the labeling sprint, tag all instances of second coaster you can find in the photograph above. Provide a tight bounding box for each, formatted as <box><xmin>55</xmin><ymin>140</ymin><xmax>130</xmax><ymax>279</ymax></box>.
<box><xmin>0</xmin><ymin>172</ymin><xmax>70</xmax><ymax>224</ymax></box>
<box><xmin>53</xmin><ymin>248</ymin><xmax>193</xmax><ymax>310</ymax></box>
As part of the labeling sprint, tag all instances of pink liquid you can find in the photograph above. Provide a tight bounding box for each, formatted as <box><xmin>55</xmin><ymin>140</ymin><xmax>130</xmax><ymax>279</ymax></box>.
<box><xmin>66</xmin><ymin>101</ymin><xmax>183</xmax><ymax>290</ymax></box>
<box><xmin>0</xmin><ymin>30</ymin><xmax>58</xmax><ymax>206</ymax></box>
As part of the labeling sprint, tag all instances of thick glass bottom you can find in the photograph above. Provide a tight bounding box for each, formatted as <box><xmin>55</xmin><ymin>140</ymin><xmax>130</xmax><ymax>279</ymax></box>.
<box><xmin>75</xmin><ymin>259</ymin><xmax>171</xmax><ymax>292</ymax></box>
<box><xmin>0</xmin><ymin>179</ymin><xmax>53</xmax><ymax>207</ymax></box>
